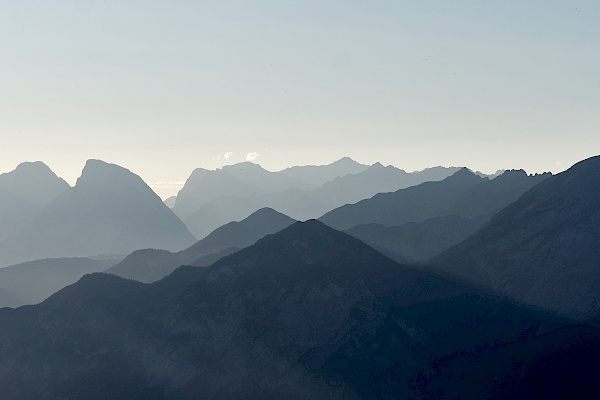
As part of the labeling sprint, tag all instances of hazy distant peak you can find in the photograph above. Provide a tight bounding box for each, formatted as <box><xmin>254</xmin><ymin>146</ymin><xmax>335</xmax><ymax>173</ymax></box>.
<box><xmin>245</xmin><ymin>207</ymin><xmax>290</xmax><ymax>221</ymax></box>
<box><xmin>3</xmin><ymin>160</ymin><xmax>62</xmax><ymax>181</ymax></box>
<box><xmin>446</xmin><ymin>167</ymin><xmax>485</xmax><ymax>182</ymax></box>
<box><xmin>221</xmin><ymin>161</ymin><xmax>266</xmax><ymax>172</ymax></box>
<box><xmin>0</xmin><ymin>159</ymin><xmax>70</xmax><ymax>210</ymax></box>
<box><xmin>331</xmin><ymin>156</ymin><xmax>363</xmax><ymax>166</ymax></box>
<box><xmin>76</xmin><ymin>159</ymin><xmax>145</xmax><ymax>189</ymax></box>
<box><xmin>13</xmin><ymin>160</ymin><xmax>52</xmax><ymax>173</ymax></box>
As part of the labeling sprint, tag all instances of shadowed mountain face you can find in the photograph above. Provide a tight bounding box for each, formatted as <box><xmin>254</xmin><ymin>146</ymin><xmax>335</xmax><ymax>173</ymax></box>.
<box><xmin>320</xmin><ymin>168</ymin><xmax>550</xmax><ymax>231</ymax></box>
<box><xmin>432</xmin><ymin>155</ymin><xmax>600</xmax><ymax>320</ymax></box>
<box><xmin>105</xmin><ymin>208</ymin><xmax>296</xmax><ymax>283</ymax></box>
<box><xmin>415</xmin><ymin>324</ymin><xmax>600</xmax><ymax>399</ymax></box>
<box><xmin>177</xmin><ymin>161</ymin><xmax>462</xmax><ymax>239</ymax></box>
<box><xmin>0</xmin><ymin>161</ymin><xmax>70</xmax><ymax>239</ymax></box>
<box><xmin>0</xmin><ymin>257</ymin><xmax>115</xmax><ymax>308</ymax></box>
<box><xmin>0</xmin><ymin>160</ymin><xmax>196</xmax><ymax>267</ymax></box>
<box><xmin>346</xmin><ymin>214</ymin><xmax>489</xmax><ymax>264</ymax></box>
<box><xmin>0</xmin><ymin>220</ymin><xmax>567</xmax><ymax>399</ymax></box>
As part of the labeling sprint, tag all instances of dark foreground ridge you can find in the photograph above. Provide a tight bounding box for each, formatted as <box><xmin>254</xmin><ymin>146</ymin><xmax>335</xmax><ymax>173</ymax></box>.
<box><xmin>0</xmin><ymin>220</ymin><xmax>588</xmax><ymax>399</ymax></box>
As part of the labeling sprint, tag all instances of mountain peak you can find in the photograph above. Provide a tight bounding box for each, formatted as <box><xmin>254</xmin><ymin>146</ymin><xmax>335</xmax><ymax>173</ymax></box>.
<box><xmin>244</xmin><ymin>207</ymin><xmax>293</xmax><ymax>222</ymax></box>
<box><xmin>221</xmin><ymin>161</ymin><xmax>266</xmax><ymax>172</ymax></box>
<box><xmin>76</xmin><ymin>159</ymin><xmax>145</xmax><ymax>190</ymax></box>
<box><xmin>445</xmin><ymin>167</ymin><xmax>485</xmax><ymax>183</ymax></box>
<box><xmin>13</xmin><ymin>160</ymin><xmax>52</xmax><ymax>173</ymax></box>
<box><xmin>332</xmin><ymin>156</ymin><xmax>360</xmax><ymax>166</ymax></box>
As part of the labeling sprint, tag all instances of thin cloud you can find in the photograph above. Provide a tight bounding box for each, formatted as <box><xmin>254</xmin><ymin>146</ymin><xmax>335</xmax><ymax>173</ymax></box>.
<box><xmin>246</xmin><ymin>152</ymin><xmax>260</xmax><ymax>162</ymax></box>
<box><xmin>224</xmin><ymin>152</ymin><xmax>233</xmax><ymax>159</ymax></box>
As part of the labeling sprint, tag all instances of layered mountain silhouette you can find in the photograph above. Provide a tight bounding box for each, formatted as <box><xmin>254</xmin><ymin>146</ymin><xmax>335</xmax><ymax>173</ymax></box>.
<box><xmin>173</xmin><ymin>161</ymin><xmax>312</xmax><ymax>221</ymax></box>
<box><xmin>0</xmin><ymin>160</ymin><xmax>195</xmax><ymax>267</ymax></box>
<box><xmin>432</xmin><ymin>155</ymin><xmax>600</xmax><ymax>320</ymax></box>
<box><xmin>0</xmin><ymin>257</ymin><xmax>117</xmax><ymax>308</ymax></box>
<box><xmin>0</xmin><ymin>220</ymin><xmax>569</xmax><ymax>399</ymax></box>
<box><xmin>0</xmin><ymin>161</ymin><xmax>69</xmax><ymax>239</ymax></box>
<box><xmin>346</xmin><ymin>214</ymin><xmax>489</xmax><ymax>263</ymax></box>
<box><xmin>176</xmin><ymin>159</ymin><xmax>462</xmax><ymax>238</ymax></box>
<box><xmin>277</xmin><ymin>156</ymin><xmax>369</xmax><ymax>187</ymax></box>
<box><xmin>320</xmin><ymin>168</ymin><xmax>550</xmax><ymax>231</ymax></box>
<box><xmin>106</xmin><ymin>207</ymin><xmax>296</xmax><ymax>283</ymax></box>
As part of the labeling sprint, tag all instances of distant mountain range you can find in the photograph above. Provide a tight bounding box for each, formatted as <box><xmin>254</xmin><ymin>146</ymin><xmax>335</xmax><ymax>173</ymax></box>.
<box><xmin>320</xmin><ymin>168</ymin><xmax>550</xmax><ymax>230</ymax></box>
<box><xmin>0</xmin><ymin>160</ymin><xmax>195</xmax><ymax>267</ymax></box>
<box><xmin>431</xmin><ymin>155</ymin><xmax>600</xmax><ymax>320</ymax></box>
<box><xmin>336</xmin><ymin>169</ymin><xmax>551</xmax><ymax>262</ymax></box>
<box><xmin>174</xmin><ymin>158</ymin><xmax>463</xmax><ymax>238</ymax></box>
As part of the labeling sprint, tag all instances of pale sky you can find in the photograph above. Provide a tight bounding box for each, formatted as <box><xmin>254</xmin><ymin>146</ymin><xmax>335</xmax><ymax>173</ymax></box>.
<box><xmin>1</xmin><ymin>1</ymin><xmax>599</xmax><ymax>199</ymax></box>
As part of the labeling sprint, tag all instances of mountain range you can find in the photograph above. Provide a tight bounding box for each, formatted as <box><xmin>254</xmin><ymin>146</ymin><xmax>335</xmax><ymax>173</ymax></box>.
<box><xmin>0</xmin><ymin>220</ymin><xmax>570</xmax><ymax>399</ymax></box>
<box><xmin>174</xmin><ymin>158</ymin><xmax>463</xmax><ymax>238</ymax></box>
<box><xmin>0</xmin><ymin>160</ymin><xmax>195</xmax><ymax>267</ymax></box>
<box><xmin>431</xmin><ymin>155</ymin><xmax>600</xmax><ymax>320</ymax></box>
<box><xmin>0</xmin><ymin>155</ymin><xmax>599</xmax><ymax>398</ymax></box>
<box><xmin>320</xmin><ymin>168</ymin><xmax>550</xmax><ymax>231</ymax></box>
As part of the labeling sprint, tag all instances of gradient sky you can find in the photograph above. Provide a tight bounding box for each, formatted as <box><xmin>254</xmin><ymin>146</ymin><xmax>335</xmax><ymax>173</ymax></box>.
<box><xmin>1</xmin><ymin>1</ymin><xmax>599</xmax><ymax>199</ymax></box>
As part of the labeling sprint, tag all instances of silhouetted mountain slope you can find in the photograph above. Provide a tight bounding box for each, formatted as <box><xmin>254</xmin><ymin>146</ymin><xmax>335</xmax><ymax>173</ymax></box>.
<box><xmin>106</xmin><ymin>208</ymin><xmax>295</xmax><ymax>283</ymax></box>
<box><xmin>0</xmin><ymin>161</ymin><xmax>70</xmax><ymax>239</ymax></box>
<box><xmin>189</xmin><ymin>247</ymin><xmax>240</xmax><ymax>267</ymax></box>
<box><xmin>103</xmin><ymin>249</ymin><xmax>185</xmax><ymax>284</ymax></box>
<box><xmin>414</xmin><ymin>324</ymin><xmax>600</xmax><ymax>399</ymax></box>
<box><xmin>320</xmin><ymin>168</ymin><xmax>550</xmax><ymax>231</ymax></box>
<box><xmin>346</xmin><ymin>214</ymin><xmax>489</xmax><ymax>263</ymax></box>
<box><xmin>432</xmin><ymin>155</ymin><xmax>600</xmax><ymax>320</ymax></box>
<box><xmin>0</xmin><ymin>257</ymin><xmax>113</xmax><ymax>308</ymax></box>
<box><xmin>0</xmin><ymin>160</ymin><xmax>196</xmax><ymax>267</ymax></box>
<box><xmin>180</xmin><ymin>207</ymin><xmax>295</xmax><ymax>261</ymax></box>
<box><xmin>0</xmin><ymin>220</ymin><xmax>567</xmax><ymax>399</ymax></box>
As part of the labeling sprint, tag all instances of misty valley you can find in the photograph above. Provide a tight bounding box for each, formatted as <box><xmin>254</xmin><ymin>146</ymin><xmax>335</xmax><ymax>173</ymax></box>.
<box><xmin>0</xmin><ymin>155</ymin><xmax>599</xmax><ymax>399</ymax></box>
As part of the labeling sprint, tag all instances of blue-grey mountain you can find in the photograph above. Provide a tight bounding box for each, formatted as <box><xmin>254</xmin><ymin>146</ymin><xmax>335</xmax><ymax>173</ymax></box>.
<box><xmin>105</xmin><ymin>207</ymin><xmax>296</xmax><ymax>283</ymax></box>
<box><xmin>0</xmin><ymin>220</ymin><xmax>569</xmax><ymax>399</ymax></box>
<box><xmin>0</xmin><ymin>160</ymin><xmax>195</xmax><ymax>267</ymax></box>
<box><xmin>320</xmin><ymin>168</ymin><xmax>550</xmax><ymax>231</ymax></box>
<box><xmin>432</xmin><ymin>155</ymin><xmax>600</xmax><ymax>319</ymax></box>
<box><xmin>0</xmin><ymin>161</ymin><xmax>69</xmax><ymax>240</ymax></box>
